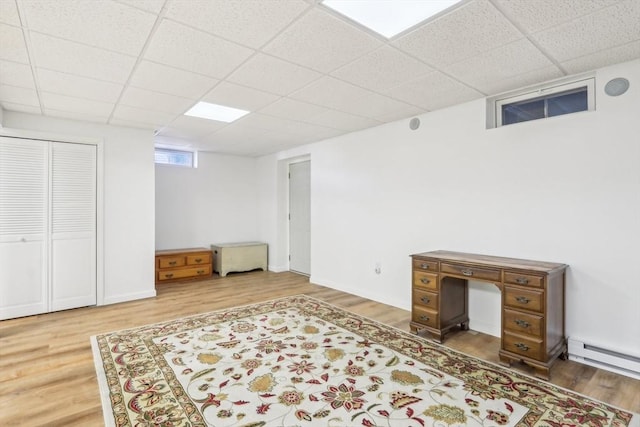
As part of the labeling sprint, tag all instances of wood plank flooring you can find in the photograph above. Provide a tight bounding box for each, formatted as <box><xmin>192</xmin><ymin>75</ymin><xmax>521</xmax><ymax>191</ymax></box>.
<box><xmin>1</xmin><ymin>271</ymin><xmax>638</xmax><ymax>426</ymax></box>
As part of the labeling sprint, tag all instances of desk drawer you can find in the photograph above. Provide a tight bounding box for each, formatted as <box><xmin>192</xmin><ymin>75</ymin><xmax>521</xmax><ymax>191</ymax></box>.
<box><xmin>413</xmin><ymin>271</ymin><xmax>438</xmax><ymax>290</ymax></box>
<box><xmin>157</xmin><ymin>265</ymin><xmax>211</xmax><ymax>281</ymax></box>
<box><xmin>412</xmin><ymin>288</ymin><xmax>438</xmax><ymax>310</ymax></box>
<box><xmin>412</xmin><ymin>306</ymin><xmax>438</xmax><ymax>328</ymax></box>
<box><xmin>441</xmin><ymin>262</ymin><xmax>501</xmax><ymax>282</ymax></box>
<box><xmin>504</xmin><ymin>271</ymin><xmax>544</xmax><ymax>288</ymax></box>
<box><xmin>412</xmin><ymin>259</ymin><xmax>438</xmax><ymax>272</ymax></box>
<box><xmin>504</xmin><ymin>287</ymin><xmax>543</xmax><ymax>313</ymax></box>
<box><xmin>503</xmin><ymin>331</ymin><xmax>544</xmax><ymax>360</ymax></box>
<box><xmin>503</xmin><ymin>309</ymin><xmax>543</xmax><ymax>337</ymax></box>
<box><xmin>187</xmin><ymin>253</ymin><xmax>211</xmax><ymax>265</ymax></box>
<box><xmin>158</xmin><ymin>256</ymin><xmax>185</xmax><ymax>269</ymax></box>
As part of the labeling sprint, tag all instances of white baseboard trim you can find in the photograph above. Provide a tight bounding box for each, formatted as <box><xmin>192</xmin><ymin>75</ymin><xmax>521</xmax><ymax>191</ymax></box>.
<box><xmin>101</xmin><ymin>289</ymin><xmax>156</xmax><ymax>306</ymax></box>
<box><xmin>269</xmin><ymin>264</ymin><xmax>288</xmax><ymax>273</ymax></box>
<box><xmin>310</xmin><ymin>276</ymin><xmax>408</xmax><ymax>311</ymax></box>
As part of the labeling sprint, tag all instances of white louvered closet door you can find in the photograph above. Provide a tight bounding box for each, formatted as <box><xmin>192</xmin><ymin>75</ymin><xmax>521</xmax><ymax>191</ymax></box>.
<box><xmin>0</xmin><ymin>137</ymin><xmax>97</xmax><ymax>320</ymax></box>
<box><xmin>50</xmin><ymin>142</ymin><xmax>96</xmax><ymax>311</ymax></box>
<box><xmin>0</xmin><ymin>137</ymin><xmax>48</xmax><ymax>319</ymax></box>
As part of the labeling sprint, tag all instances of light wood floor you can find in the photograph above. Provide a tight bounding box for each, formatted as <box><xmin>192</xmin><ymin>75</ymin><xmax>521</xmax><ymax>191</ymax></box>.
<box><xmin>1</xmin><ymin>271</ymin><xmax>638</xmax><ymax>426</ymax></box>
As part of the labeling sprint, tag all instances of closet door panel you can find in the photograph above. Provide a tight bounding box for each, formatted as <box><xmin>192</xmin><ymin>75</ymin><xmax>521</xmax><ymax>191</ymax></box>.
<box><xmin>50</xmin><ymin>142</ymin><xmax>97</xmax><ymax>311</ymax></box>
<box><xmin>0</xmin><ymin>137</ymin><xmax>48</xmax><ymax>320</ymax></box>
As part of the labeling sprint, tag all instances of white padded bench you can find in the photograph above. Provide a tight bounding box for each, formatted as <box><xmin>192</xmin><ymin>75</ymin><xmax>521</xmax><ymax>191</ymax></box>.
<box><xmin>211</xmin><ymin>242</ymin><xmax>268</xmax><ymax>277</ymax></box>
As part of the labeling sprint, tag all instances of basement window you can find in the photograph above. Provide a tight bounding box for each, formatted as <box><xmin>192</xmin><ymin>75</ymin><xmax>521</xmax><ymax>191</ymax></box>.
<box><xmin>491</xmin><ymin>77</ymin><xmax>595</xmax><ymax>128</ymax></box>
<box><xmin>154</xmin><ymin>147</ymin><xmax>197</xmax><ymax>168</ymax></box>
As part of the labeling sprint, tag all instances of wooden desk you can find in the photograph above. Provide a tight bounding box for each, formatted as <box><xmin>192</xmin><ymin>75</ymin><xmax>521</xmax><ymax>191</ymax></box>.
<box><xmin>410</xmin><ymin>250</ymin><xmax>567</xmax><ymax>380</ymax></box>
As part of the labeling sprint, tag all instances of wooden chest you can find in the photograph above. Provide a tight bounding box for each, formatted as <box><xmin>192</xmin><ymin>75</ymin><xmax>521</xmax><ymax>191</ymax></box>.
<box><xmin>211</xmin><ymin>242</ymin><xmax>267</xmax><ymax>277</ymax></box>
<box><xmin>155</xmin><ymin>248</ymin><xmax>212</xmax><ymax>283</ymax></box>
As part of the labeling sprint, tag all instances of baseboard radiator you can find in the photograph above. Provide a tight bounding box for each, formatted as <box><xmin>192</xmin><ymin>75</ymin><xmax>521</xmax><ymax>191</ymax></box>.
<box><xmin>568</xmin><ymin>338</ymin><xmax>640</xmax><ymax>380</ymax></box>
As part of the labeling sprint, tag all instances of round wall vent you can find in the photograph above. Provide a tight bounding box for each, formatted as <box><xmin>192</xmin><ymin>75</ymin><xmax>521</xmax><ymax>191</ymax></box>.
<box><xmin>604</xmin><ymin>77</ymin><xmax>630</xmax><ymax>97</ymax></box>
<box><xmin>409</xmin><ymin>117</ymin><xmax>420</xmax><ymax>130</ymax></box>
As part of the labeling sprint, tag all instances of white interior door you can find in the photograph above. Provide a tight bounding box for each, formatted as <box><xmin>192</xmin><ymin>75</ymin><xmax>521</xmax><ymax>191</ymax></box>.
<box><xmin>289</xmin><ymin>160</ymin><xmax>310</xmax><ymax>275</ymax></box>
<box><xmin>0</xmin><ymin>137</ymin><xmax>48</xmax><ymax>320</ymax></box>
<box><xmin>50</xmin><ymin>142</ymin><xmax>97</xmax><ymax>311</ymax></box>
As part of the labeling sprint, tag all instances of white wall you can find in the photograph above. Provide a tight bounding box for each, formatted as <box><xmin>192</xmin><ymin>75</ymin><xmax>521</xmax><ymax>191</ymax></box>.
<box><xmin>258</xmin><ymin>59</ymin><xmax>640</xmax><ymax>358</ymax></box>
<box><xmin>155</xmin><ymin>151</ymin><xmax>259</xmax><ymax>250</ymax></box>
<box><xmin>2</xmin><ymin>112</ymin><xmax>156</xmax><ymax>305</ymax></box>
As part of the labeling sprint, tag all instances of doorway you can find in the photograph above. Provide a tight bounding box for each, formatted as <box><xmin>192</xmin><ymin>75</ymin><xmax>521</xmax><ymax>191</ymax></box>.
<box><xmin>288</xmin><ymin>160</ymin><xmax>310</xmax><ymax>275</ymax></box>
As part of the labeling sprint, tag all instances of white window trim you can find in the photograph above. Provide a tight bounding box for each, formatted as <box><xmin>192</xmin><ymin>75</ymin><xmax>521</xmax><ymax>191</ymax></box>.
<box><xmin>487</xmin><ymin>74</ymin><xmax>596</xmax><ymax>129</ymax></box>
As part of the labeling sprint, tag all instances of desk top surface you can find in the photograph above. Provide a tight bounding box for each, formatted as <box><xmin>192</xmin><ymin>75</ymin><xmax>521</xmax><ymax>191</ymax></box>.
<box><xmin>412</xmin><ymin>250</ymin><xmax>567</xmax><ymax>273</ymax></box>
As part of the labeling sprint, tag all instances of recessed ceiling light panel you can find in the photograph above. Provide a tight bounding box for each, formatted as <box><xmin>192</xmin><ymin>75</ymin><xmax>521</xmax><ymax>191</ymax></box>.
<box><xmin>322</xmin><ymin>0</ymin><xmax>461</xmax><ymax>39</ymax></box>
<box><xmin>184</xmin><ymin>101</ymin><xmax>250</xmax><ymax>123</ymax></box>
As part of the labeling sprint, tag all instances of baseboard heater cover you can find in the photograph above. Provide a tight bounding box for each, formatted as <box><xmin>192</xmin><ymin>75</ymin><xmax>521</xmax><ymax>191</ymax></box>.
<box><xmin>568</xmin><ymin>337</ymin><xmax>640</xmax><ymax>380</ymax></box>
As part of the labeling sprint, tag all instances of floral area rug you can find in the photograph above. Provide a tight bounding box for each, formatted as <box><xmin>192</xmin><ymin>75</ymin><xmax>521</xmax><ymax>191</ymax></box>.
<box><xmin>91</xmin><ymin>295</ymin><xmax>638</xmax><ymax>427</ymax></box>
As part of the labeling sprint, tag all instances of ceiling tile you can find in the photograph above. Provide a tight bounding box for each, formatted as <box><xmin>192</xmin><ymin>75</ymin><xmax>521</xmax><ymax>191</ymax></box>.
<box><xmin>479</xmin><ymin>65</ymin><xmax>564</xmax><ymax>97</ymax></box>
<box><xmin>144</xmin><ymin>20</ymin><xmax>255</xmax><ymax>78</ymax></box>
<box><xmin>444</xmin><ymin>39</ymin><xmax>557</xmax><ymax>94</ymax></box>
<box><xmin>305</xmin><ymin>109</ymin><xmax>381</xmax><ymax>132</ymax></box>
<box><xmin>129</xmin><ymin>60</ymin><xmax>218</xmax><ymax>99</ymax></box>
<box><xmin>532</xmin><ymin>0</ymin><xmax>640</xmax><ymax>62</ymax></box>
<box><xmin>30</xmin><ymin>32</ymin><xmax>136</xmax><ymax>83</ymax></box>
<box><xmin>383</xmin><ymin>71</ymin><xmax>483</xmax><ymax>111</ymax></box>
<box><xmin>37</xmin><ymin>68</ymin><xmax>123</xmax><ymax>103</ymax></box>
<box><xmin>44</xmin><ymin>108</ymin><xmax>109</xmax><ymax>124</ymax></box>
<box><xmin>334</xmin><ymin>91</ymin><xmax>422</xmax><ymax>120</ymax></box>
<box><xmin>258</xmin><ymin>98</ymin><xmax>330</xmax><ymax>121</ymax></box>
<box><xmin>41</xmin><ymin>91</ymin><xmax>113</xmax><ymax>117</ymax></box>
<box><xmin>110</xmin><ymin>117</ymin><xmax>156</xmax><ymax>130</ymax></box>
<box><xmin>0</xmin><ymin>0</ymin><xmax>20</xmax><ymax>26</ymax></box>
<box><xmin>393</xmin><ymin>0</ymin><xmax>522</xmax><ymax>68</ymax></box>
<box><xmin>115</xmin><ymin>0</ymin><xmax>165</xmax><ymax>14</ymax></box>
<box><xmin>493</xmin><ymin>0</ymin><xmax>620</xmax><ymax>34</ymax></box>
<box><xmin>0</xmin><ymin>60</ymin><xmax>35</xmax><ymax>89</ymax></box>
<box><xmin>165</xmin><ymin>0</ymin><xmax>309</xmax><ymax>49</ymax></box>
<box><xmin>331</xmin><ymin>45</ymin><xmax>432</xmax><ymax>91</ymax></box>
<box><xmin>227</xmin><ymin>53</ymin><xmax>322</xmax><ymax>96</ymax></box>
<box><xmin>560</xmin><ymin>40</ymin><xmax>640</xmax><ymax>74</ymax></box>
<box><xmin>202</xmin><ymin>82</ymin><xmax>280</xmax><ymax>111</ymax></box>
<box><xmin>111</xmin><ymin>104</ymin><xmax>177</xmax><ymax>127</ymax></box>
<box><xmin>0</xmin><ymin>101</ymin><xmax>41</xmax><ymax>114</ymax></box>
<box><xmin>0</xmin><ymin>84</ymin><xmax>39</xmax><ymax>106</ymax></box>
<box><xmin>0</xmin><ymin>23</ymin><xmax>29</xmax><ymax>63</ymax></box>
<box><xmin>375</xmin><ymin>105</ymin><xmax>428</xmax><ymax>123</ymax></box>
<box><xmin>21</xmin><ymin>0</ymin><xmax>157</xmax><ymax>56</ymax></box>
<box><xmin>119</xmin><ymin>86</ymin><xmax>195</xmax><ymax>115</ymax></box>
<box><xmin>159</xmin><ymin>115</ymin><xmax>228</xmax><ymax>139</ymax></box>
<box><xmin>263</xmin><ymin>8</ymin><xmax>382</xmax><ymax>73</ymax></box>
<box><xmin>290</xmin><ymin>76</ymin><xmax>375</xmax><ymax>111</ymax></box>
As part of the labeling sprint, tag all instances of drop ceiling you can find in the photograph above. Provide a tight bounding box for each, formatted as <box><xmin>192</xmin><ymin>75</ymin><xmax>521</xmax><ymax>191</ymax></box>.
<box><xmin>1</xmin><ymin>0</ymin><xmax>639</xmax><ymax>157</ymax></box>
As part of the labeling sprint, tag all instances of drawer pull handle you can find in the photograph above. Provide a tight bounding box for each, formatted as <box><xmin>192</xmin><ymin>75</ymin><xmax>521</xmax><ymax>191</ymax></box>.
<box><xmin>197</xmin><ymin>270</ymin><xmax>205</xmax><ymax>275</ymax></box>
<box><xmin>165</xmin><ymin>273</ymin><xmax>174</xmax><ymax>278</ymax></box>
<box><xmin>194</xmin><ymin>258</ymin><xmax>203</xmax><ymax>263</ymax></box>
<box><xmin>515</xmin><ymin>343</ymin><xmax>530</xmax><ymax>351</ymax></box>
<box><xmin>515</xmin><ymin>296</ymin><xmax>530</xmax><ymax>304</ymax></box>
<box><xmin>420</xmin><ymin>263</ymin><xmax>430</xmax><ymax>269</ymax></box>
<box><xmin>420</xmin><ymin>297</ymin><xmax>430</xmax><ymax>304</ymax></box>
<box><xmin>516</xmin><ymin>277</ymin><xmax>529</xmax><ymax>285</ymax></box>
<box><xmin>420</xmin><ymin>278</ymin><xmax>431</xmax><ymax>284</ymax></box>
<box><xmin>515</xmin><ymin>319</ymin><xmax>530</xmax><ymax>328</ymax></box>
<box><xmin>168</xmin><ymin>261</ymin><xmax>177</xmax><ymax>266</ymax></box>
<box><xmin>420</xmin><ymin>315</ymin><xmax>430</xmax><ymax>322</ymax></box>
<box><xmin>460</xmin><ymin>269</ymin><xmax>473</xmax><ymax>277</ymax></box>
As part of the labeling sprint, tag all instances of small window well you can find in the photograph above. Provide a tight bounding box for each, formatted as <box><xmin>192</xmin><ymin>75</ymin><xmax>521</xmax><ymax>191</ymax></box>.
<box><xmin>155</xmin><ymin>147</ymin><xmax>196</xmax><ymax>168</ymax></box>
<box><xmin>489</xmin><ymin>77</ymin><xmax>595</xmax><ymax>128</ymax></box>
